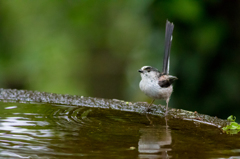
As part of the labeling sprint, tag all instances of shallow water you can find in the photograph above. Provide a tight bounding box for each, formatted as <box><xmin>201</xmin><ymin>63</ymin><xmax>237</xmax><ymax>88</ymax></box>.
<box><xmin>0</xmin><ymin>102</ymin><xmax>240</xmax><ymax>159</ymax></box>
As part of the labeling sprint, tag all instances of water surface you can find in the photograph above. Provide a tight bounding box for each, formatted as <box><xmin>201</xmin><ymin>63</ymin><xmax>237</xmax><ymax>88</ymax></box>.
<box><xmin>0</xmin><ymin>102</ymin><xmax>240</xmax><ymax>158</ymax></box>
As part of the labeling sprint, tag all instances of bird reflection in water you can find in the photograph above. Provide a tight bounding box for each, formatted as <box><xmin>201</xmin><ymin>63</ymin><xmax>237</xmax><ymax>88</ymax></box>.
<box><xmin>138</xmin><ymin>117</ymin><xmax>172</xmax><ymax>159</ymax></box>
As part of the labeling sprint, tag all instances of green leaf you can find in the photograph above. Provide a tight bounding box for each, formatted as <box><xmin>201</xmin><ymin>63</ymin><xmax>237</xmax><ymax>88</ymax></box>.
<box><xmin>222</xmin><ymin>116</ymin><xmax>240</xmax><ymax>134</ymax></box>
<box><xmin>227</xmin><ymin>115</ymin><xmax>236</xmax><ymax>122</ymax></box>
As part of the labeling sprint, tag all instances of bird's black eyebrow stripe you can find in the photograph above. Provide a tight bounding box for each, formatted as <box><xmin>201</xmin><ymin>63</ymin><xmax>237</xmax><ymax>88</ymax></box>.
<box><xmin>143</xmin><ymin>67</ymin><xmax>159</xmax><ymax>72</ymax></box>
<box><xmin>144</xmin><ymin>66</ymin><xmax>152</xmax><ymax>70</ymax></box>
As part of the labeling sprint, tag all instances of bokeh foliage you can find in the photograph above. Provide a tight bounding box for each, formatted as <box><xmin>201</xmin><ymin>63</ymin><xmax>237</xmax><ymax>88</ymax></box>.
<box><xmin>0</xmin><ymin>0</ymin><xmax>239</xmax><ymax>119</ymax></box>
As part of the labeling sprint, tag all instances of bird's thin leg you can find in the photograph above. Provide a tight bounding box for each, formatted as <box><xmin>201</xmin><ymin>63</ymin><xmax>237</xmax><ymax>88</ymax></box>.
<box><xmin>147</xmin><ymin>99</ymin><xmax>155</xmax><ymax>109</ymax></box>
<box><xmin>146</xmin><ymin>99</ymin><xmax>155</xmax><ymax>112</ymax></box>
<box><xmin>165</xmin><ymin>98</ymin><xmax>169</xmax><ymax>116</ymax></box>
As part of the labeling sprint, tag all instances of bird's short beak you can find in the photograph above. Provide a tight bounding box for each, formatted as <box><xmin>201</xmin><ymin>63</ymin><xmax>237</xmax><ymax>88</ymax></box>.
<box><xmin>138</xmin><ymin>69</ymin><xmax>143</xmax><ymax>73</ymax></box>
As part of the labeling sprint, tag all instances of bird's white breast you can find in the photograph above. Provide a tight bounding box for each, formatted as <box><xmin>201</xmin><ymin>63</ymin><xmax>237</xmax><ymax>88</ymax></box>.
<box><xmin>139</xmin><ymin>77</ymin><xmax>173</xmax><ymax>100</ymax></box>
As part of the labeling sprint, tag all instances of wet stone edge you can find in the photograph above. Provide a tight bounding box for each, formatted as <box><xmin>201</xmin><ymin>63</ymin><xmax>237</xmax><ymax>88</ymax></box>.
<box><xmin>0</xmin><ymin>88</ymin><xmax>228</xmax><ymax>128</ymax></box>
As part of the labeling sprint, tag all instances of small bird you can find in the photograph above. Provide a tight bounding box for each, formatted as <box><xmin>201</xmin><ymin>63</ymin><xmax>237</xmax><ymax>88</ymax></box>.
<box><xmin>138</xmin><ymin>20</ymin><xmax>177</xmax><ymax>115</ymax></box>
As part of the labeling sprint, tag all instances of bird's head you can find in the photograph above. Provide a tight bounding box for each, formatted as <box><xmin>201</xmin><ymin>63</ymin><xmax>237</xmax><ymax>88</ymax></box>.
<box><xmin>138</xmin><ymin>66</ymin><xmax>160</xmax><ymax>79</ymax></box>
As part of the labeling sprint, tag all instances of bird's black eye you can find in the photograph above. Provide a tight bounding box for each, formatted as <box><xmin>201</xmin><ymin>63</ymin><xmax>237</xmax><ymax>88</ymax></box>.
<box><xmin>146</xmin><ymin>68</ymin><xmax>151</xmax><ymax>72</ymax></box>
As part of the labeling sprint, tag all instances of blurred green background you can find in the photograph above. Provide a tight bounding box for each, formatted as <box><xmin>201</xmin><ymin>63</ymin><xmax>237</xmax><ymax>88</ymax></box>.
<box><xmin>0</xmin><ymin>0</ymin><xmax>239</xmax><ymax>120</ymax></box>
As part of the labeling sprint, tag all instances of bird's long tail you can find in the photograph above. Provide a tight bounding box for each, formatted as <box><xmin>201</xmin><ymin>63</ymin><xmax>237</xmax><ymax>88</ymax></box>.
<box><xmin>162</xmin><ymin>20</ymin><xmax>174</xmax><ymax>75</ymax></box>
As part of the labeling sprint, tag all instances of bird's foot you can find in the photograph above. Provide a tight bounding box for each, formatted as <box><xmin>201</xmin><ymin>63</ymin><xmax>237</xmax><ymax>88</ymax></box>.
<box><xmin>146</xmin><ymin>107</ymin><xmax>151</xmax><ymax>112</ymax></box>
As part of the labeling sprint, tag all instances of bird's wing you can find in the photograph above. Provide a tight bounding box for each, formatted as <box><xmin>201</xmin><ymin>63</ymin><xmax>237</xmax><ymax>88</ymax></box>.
<box><xmin>162</xmin><ymin>20</ymin><xmax>174</xmax><ymax>75</ymax></box>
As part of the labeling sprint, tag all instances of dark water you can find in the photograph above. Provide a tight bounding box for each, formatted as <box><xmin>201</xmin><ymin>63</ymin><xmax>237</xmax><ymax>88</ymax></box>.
<box><xmin>0</xmin><ymin>102</ymin><xmax>240</xmax><ymax>159</ymax></box>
